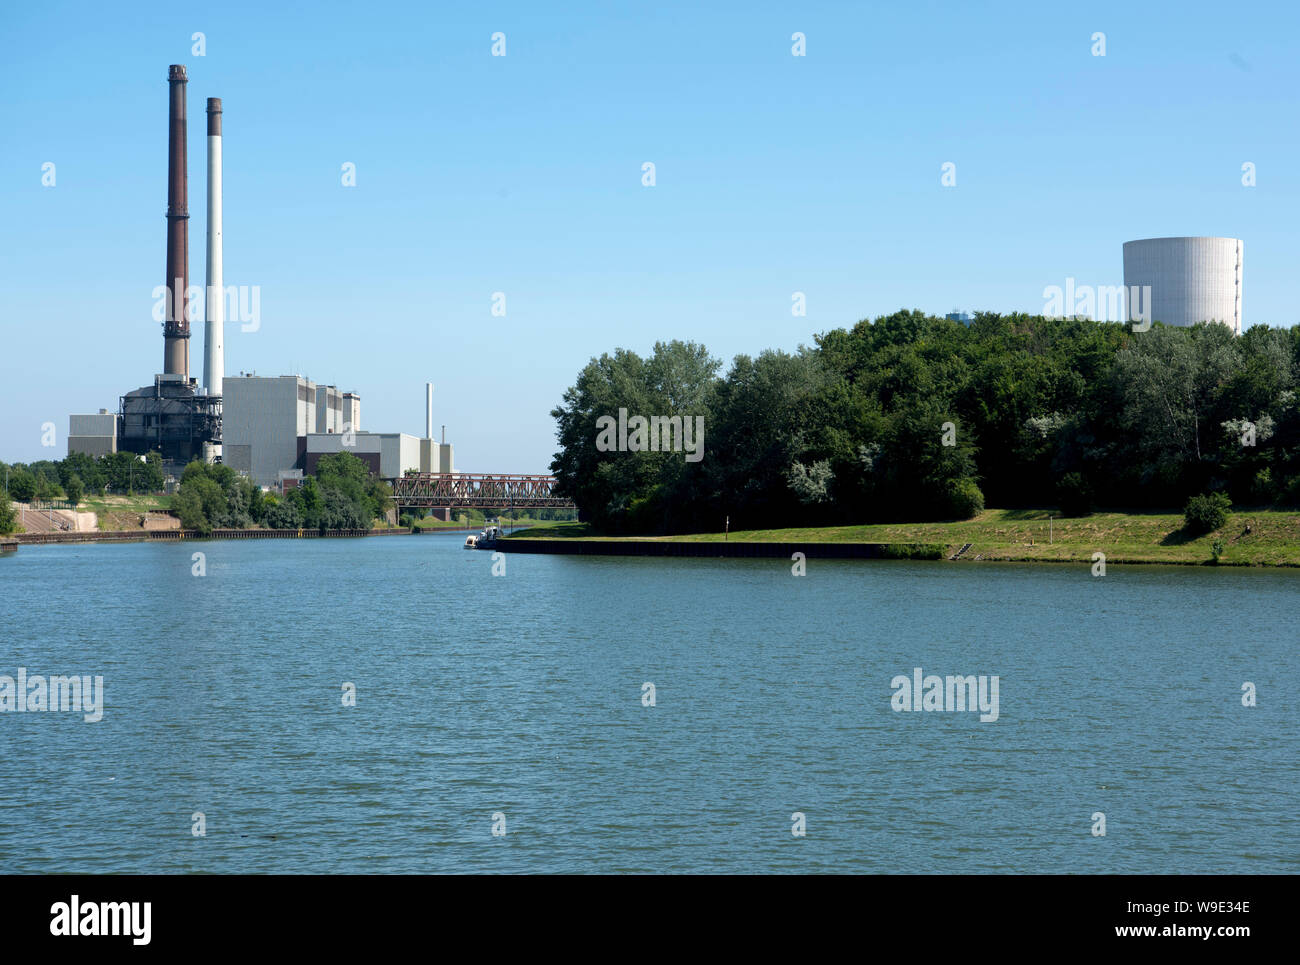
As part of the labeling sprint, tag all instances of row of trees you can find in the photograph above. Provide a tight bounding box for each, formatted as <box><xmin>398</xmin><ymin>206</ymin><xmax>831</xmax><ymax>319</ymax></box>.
<box><xmin>172</xmin><ymin>452</ymin><xmax>393</xmax><ymax>534</ymax></box>
<box><xmin>2</xmin><ymin>452</ymin><xmax>166</xmax><ymax>534</ymax></box>
<box><xmin>1</xmin><ymin>452</ymin><xmax>166</xmax><ymax>506</ymax></box>
<box><xmin>550</xmin><ymin>314</ymin><xmax>1300</xmax><ymax>534</ymax></box>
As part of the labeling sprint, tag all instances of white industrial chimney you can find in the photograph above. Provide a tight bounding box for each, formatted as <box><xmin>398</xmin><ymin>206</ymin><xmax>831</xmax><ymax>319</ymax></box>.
<box><xmin>203</xmin><ymin>98</ymin><xmax>224</xmax><ymax>400</ymax></box>
<box><xmin>426</xmin><ymin>382</ymin><xmax>434</xmax><ymax>439</ymax></box>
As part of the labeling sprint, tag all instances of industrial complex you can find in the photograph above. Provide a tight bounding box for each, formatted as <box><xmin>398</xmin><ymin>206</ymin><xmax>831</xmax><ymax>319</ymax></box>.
<box><xmin>62</xmin><ymin>65</ymin><xmax>1249</xmax><ymax>504</ymax></box>
<box><xmin>67</xmin><ymin>66</ymin><xmax>454</xmax><ymax>492</ymax></box>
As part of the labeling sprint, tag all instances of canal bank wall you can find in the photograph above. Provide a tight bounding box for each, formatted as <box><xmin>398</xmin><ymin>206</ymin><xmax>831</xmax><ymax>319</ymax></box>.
<box><xmin>11</xmin><ymin>528</ymin><xmax>414</xmax><ymax>545</ymax></box>
<box><xmin>497</xmin><ymin>539</ymin><xmax>944</xmax><ymax>559</ymax></box>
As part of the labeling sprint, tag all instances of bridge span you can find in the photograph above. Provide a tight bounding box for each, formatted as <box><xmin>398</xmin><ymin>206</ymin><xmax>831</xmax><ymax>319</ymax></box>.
<box><xmin>392</xmin><ymin>473</ymin><xmax>575</xmax><ymax>511</ymax></box>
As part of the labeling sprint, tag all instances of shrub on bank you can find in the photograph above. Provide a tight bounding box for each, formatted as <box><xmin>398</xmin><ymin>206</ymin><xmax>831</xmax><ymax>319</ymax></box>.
<box><xmin>1184</xmin><ymin>492</ymin><xmax>1231</xmax><ymax>535</ymax></box>
<box><xmin>1056</xmin><ymin>472</ymin><xmax>1093</xmax><ymax>517</ymax></box>
<box><xmin>942</xmin><ymin>478</ymin><xmax>984</xmax><ymax>520</ymax></box>
<box><xmin>879</xmin><ymin>543</ymin><xmax>945</xmax><ymax>560</ymax></box>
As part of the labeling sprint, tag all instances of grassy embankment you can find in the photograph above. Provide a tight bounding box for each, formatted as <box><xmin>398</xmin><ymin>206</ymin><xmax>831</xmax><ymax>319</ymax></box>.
<box><xmin>77</xmin><ymin>493</ymin><xmax>173</xmax><ymax>530</ymax></box>
<box><xmin>73</xmin><ymin>496</ymin><xmax>565</xmax><ymax>534</ymax></box>
<box><xmin>506</xmin><ymin>508</ymin><xmax>1300</xmax><ymax>566</ymax></box>
<box><xmin>3</xmin><ymin>493</ymin><xmax>172</xmax><ymax>533</ymax></box>
<box><xmin>10</xmin><ymin>493</ymin><xmax>563</xmax><ymax>537</ymax></box>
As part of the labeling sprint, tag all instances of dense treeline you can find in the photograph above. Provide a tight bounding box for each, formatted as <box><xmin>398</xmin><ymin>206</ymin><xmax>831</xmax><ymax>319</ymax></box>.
<box><xmin>174</xmin><ymin>452</ymin><xmax>393</xmax><ymax>534</ymax></box>
<box><xmin>2</xmin><ymin>452</ymin><xmax>168</xmax><ymax>534</ymax></box>
<box><xmin>1</xmin><ymin>452</ymin><xmax>166</xmax><ymax>505</ymax></box>
<box><xmin>550</xmin><ymin>313</ymin><xmax>1300</xmax><ymax>534</ymax></box>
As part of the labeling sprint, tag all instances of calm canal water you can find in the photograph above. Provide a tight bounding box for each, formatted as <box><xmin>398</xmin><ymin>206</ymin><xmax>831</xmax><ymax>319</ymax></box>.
<box><xmin>1</xmin><ymin>533</ymin><xmax>1297</xmax><ymax>873</ymax></box>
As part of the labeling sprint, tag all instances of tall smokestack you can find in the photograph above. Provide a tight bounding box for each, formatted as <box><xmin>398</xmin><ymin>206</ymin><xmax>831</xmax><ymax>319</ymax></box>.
<box><xmin>204</xmin><ymin>97</ymin><xmax>224</xmax><ymax>397</ymax></box>
<box><xmin>426</xmin><ymin>383</ymin><xmax>433</xmax><ymax>439</ymax></box>
<box><xmin>163</xmin><ymin>65</ymin><xmax>190</xmax><ymax>378</ymax></box>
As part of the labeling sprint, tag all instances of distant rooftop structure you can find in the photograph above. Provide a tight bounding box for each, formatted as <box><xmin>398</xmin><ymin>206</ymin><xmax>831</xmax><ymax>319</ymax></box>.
<box><xmin>945</xmin><ymin>311</ymin><xmax>973</xmax><ymax>325</ymax></box>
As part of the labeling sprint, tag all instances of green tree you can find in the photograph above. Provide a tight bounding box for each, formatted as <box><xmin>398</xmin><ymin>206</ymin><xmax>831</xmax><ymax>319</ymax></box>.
<box><xmin>102</xmin><ymin>452</ymin><xmax>165</xmax><ymax>494</ymax></box>
<box><xmin>173</xmin><ymin>461</ymin><xmax>241</xmax><ymax>531</ymax></box>
<box><xmin>706</xmin><ymin>349</ymin><xmax>830</xmax><ymax>529</ymax></box>
<box><xmin>26</xmin><ymin>461</ymin><xmax>63</xmax><ymax>491</ymax></box>
<box><xmin>1184</xmin><ymin>492</ymin><xmax>1231</xmax><ymax>535</ymax></box>
<box><xmin>366</xmin><ymin>478</ymin><xmax>394</xmax><ymax>522</ymax></box>
<box><xmin>550</xmin><ymin>340</ymin><xmax>720</xmax><ymax>533</ymax></box>
<box><xmin>60</xmin><ymin>452</ymin><xmax>106</xmax><ymax>495</ymax></box>
<box><xmin>320</xmin><ymin>489</ymin><xmax>367</xmax><ymax>530</ymax></box>
<box><xmin>288</xmin><ymin>477</ymin><xmax>325</xmax><ymax>529</ymax></box>
<box><xmin>8</xmin><ymin>469</ymin><xmax>37</xmax><ymax>503</ymax></box>
<box><xmin>263</xmin><ymin>497</ymin><xmax>302</xmax><ymax>530</ymax></box>
<box><xmin>1113</xmin><ymin>323</ymin><xmax>1239</xmax><ymax>495</ymax></box>
<box><xmin>64</xmin><ymin>475</ymin><xmax>85</xmax><ymax>507</ymax></box>
<box><xmin>172</xmin><ymin>487</ymin><xmax>210</xmax><ymax>534</ymax></box>
<box><xmin>1056</xmin><ymin>472</ymin><xmax>1092</xmax><ymax>517</ymax></box>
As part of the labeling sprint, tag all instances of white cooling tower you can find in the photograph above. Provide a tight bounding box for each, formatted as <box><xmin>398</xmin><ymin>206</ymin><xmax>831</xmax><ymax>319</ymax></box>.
<box><xmin>1122</xmin><ymin>237</ymin><xmax>1243</xmax><ymax>334</ymax></box>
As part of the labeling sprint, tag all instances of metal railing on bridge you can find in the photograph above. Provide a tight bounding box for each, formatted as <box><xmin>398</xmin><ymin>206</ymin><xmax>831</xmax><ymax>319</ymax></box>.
<box><xmin>392</xmin><ymin>473</ymin><xmax>575</xmax><ymax>509</ymax></box>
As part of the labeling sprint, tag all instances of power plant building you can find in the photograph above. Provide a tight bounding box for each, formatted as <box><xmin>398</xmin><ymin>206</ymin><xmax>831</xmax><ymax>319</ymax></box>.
<box><xmin>116</xmin><ymin>66</ymin><xmax>222</xmax><ymax>465</ymax></box>
<box><xmin>67</xmin><ymin>412</ymin><xmax>119</xmax><ymax>458</ymax></box>
<box><xmin>69</xmin><ymin>65</ymin><xmax>221</xmax><ymax>468</ymax></box>
<box><xmin>304</xmin><ymin>432</ymin><xmax>453</xmax><ymax>481</ymax></box>
<box><xmin>66</xmin><ymin>64</ymin><xmax>459</xmax><ymax>492</ymax></box>
<box><xmin>223</xmin><ymin>375</ymin><xmax>453</xmax><ymax>488</ymax></box>
<box><xmin>222</xmin><ymin>376</ymin><xmax>319</xmax><ymax>488</ymax></box>
<box><xmin>1123</xmin><ymin>237</ymin><xmax>1244</xmax><ymax>334</ymax></box>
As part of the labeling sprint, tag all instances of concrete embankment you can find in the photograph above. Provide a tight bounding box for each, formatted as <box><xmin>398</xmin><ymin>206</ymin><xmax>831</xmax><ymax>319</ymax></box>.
<box><xmin>498</xmin><ymin>538</ymin><xmax>943</xmax><ymax>559</ymax></box>
<box><xmin>13</xmin><ymin>528</ymin><xmax>414</xmax><ymax>545</ymax></box>
<box><xmin>15</xmin><ymin>505</ymin><xmax>98</xmax><ymax>534</ymax></box>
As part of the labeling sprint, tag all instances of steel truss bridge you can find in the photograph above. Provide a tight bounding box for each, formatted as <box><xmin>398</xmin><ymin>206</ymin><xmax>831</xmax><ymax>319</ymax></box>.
<box><xmin>392</xmin><ymin>473</ymin><xmax>575</xmax><ymax>509</ymax></box>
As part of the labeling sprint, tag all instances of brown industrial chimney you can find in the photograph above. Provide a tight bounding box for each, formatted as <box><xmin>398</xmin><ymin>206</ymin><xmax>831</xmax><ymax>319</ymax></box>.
<box><xmin>163</xmin><ymin>64</ymin><xmax>190</xmax><ymax>378</ymax></box>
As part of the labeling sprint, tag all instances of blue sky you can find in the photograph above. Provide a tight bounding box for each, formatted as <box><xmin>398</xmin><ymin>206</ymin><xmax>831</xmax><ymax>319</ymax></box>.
<box><xmin>2</xmin><ymin>1</ymin><xmax>1297</xmax><ymax>469</ymax></box>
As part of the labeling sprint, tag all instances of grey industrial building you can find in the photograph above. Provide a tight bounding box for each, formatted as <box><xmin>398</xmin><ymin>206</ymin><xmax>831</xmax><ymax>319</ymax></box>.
<box><xmin>221</xmin><ymin>376</ymin><xmax>318</xmax><ymax>487</ymax></box>
<box><xmin>304</xmin><ymin>431</ymin><xmax>453</xmax><ymax>482</ymax></box>
<box><xmin>67</xmin><ymin>412</ymin><xmax>119</xmax><ymax>458</ymax></box>
<box><xmin>342</xmin><ymin>393</ymin><xmax>361</xmax><ymax>432</ymax></box>
<box><xmin>315</xmin><ymin>385</ymin><xmax>343</xmax><ymax>434</ymax></box>
<box><xmin>222</xmin><ymin>375</ymin><xmax>453</xmax><ymax>489</ymax></box>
